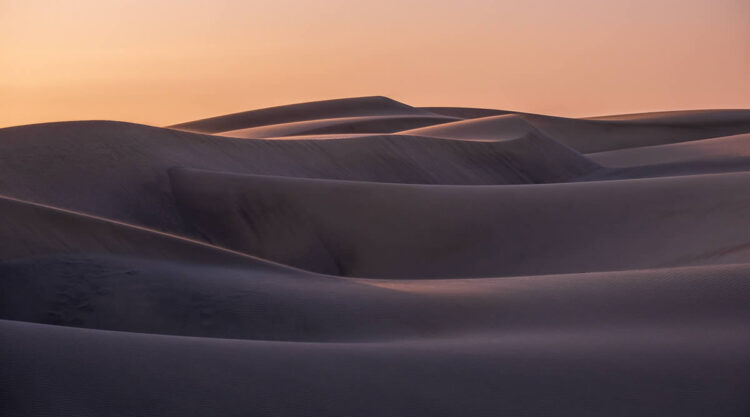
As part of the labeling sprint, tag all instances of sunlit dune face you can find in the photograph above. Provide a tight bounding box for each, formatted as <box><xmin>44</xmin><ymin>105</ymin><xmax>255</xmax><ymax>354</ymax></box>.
<box><xmin>1</xmin><ymin>0</ymin><xmax>748</xmax><ymax>128</ymax></box>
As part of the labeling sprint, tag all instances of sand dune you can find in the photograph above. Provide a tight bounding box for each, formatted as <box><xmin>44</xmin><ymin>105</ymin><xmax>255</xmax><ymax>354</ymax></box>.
<box><xmin>586</xmin><ymin>108</ymin><xmax>750</xmax><ymax>122</ymax></box>
<box><xmin>170</xmin><ymin>96</ymin><xmax>437</xmax><ymax>133</ymax></box>
<box><xmin>401</xmin><ymin>113</ymin><xmax>535</xmax><ymax>141</ymax></box>
<box><xmin>3</xmin><ymin>97</ymin><xmax>750</xmax><ymax>416</ymax></box>
<box><xmin>218</xmin><ymin>114</ymin><xmax>459</xmax><ymax>138</ymax></box>
<box><xmin>0</xmin><ymin>121</ymin><xmax>598</xmax><ymax>237</ymax></box>
<box><xmin>170</xmin><ymin>169</ymin><xmax>750</xmax><ymax>277</ymax></box>
<box><xmin>401</xmin><ymin>110</ymin><xmax>750</xmax><ymax>153</ymax></box>
<box><xmin>589</xmin><ymin>133</ymin><xmax>750</xmax><ymax>167</ymax></box>
<box><xmin>0</xmin><ymin>194</ymin><xmax>284</xmax><ymax>270</ymax></box>
<box><xmin>3</xmin><ymin>319</ymin><xmax>748</xmax><ymax>417</ymax></box>
<box><xmin>2</xmin><ymin>255</ymin><xmax>749</xmax><ymax>342</ymax></box>
<box><xmin>417</xmin><ymin>106</ymin><xmax>513</xmax><ymax>119</ymax></box>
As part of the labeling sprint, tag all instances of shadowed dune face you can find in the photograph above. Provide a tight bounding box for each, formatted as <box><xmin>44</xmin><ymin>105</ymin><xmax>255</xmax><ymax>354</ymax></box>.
<box><xmin>169</xmin><ymin>169</ymin><xmax>750</xmax><ymax>278</ymax></box>
<box><xmin>525</xmin><ymin>110</ymin><xmax>750</xmax><ymax>153</ymax></box>
<box><xmin>3</xmin><ymin>97</ymin><xmax>750</xmax><ymax>416</ymax></box>
<box><xmin>2</xmin><ymin>255</ymin><xmax>750</xmax><ymax>342</ymax></box>
<box><xmin>0</xmin><ymin>121</ymin><xmax>598</xmax><ymax>237</ymax></box>
<box><xmin>0</xmin><ymin>195</ymin><xmax>284</xmax><ymax>270</ymax></box>
<box><xmin>401</xmin><ymin>110</ymin><xmax>750</xmax><ymax>153</ymax></box>
<box><xmin>4</xmin><ymin>318</ymin><xmax>749</xmax><ymax>417</ymax></box>
<box><xmin>589</xmin><ymin>133</ymin><xmax>750</xmax><ymax>167</ymax></box>
<box><xmin>417</xmin><ymin>107</ymin><xmax>514</xmax><ymax>119</ymax></box>
<box><xmin>401</xmin><ymin>113</ymin><xmax>535</xmax><ymax>141</ymax></box>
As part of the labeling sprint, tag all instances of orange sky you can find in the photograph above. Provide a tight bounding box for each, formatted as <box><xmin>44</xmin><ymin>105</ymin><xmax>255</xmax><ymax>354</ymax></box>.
<box><xmin>1</xmin><ymin>0</ymin><xmax>749</xmax><ymax>128</ymax></box>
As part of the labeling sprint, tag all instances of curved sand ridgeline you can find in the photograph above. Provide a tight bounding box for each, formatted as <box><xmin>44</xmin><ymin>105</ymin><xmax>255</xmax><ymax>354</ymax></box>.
<box><xmin>218</xmin><ymin>114</ymin><xmax>459</xmax><ymax>138</ymax></box>
<box><xmin>169</xmin><ymin>96</ymin><xmax>439</xmax><ymax>133</ymax></box>
<box><xmin>401</xmin><ymin>109</ymin><xmax>750</xmax><ymax>152</ymax></box>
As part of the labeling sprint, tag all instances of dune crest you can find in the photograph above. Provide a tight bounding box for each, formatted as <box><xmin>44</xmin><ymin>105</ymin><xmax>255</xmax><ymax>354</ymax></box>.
<box><xmin>400</xmin><ymin>109</ymin><xmax>750</xmax><ymax>152</ymax></box>
<box><xmin>169</xmin><ymin>96</ymin><xmax>437</xmax><ymax>133</ymax></box>
<box><xmin>218</xmin><ymin>114</ymin><xmax>460</xmax><ymax>138</ymax></box>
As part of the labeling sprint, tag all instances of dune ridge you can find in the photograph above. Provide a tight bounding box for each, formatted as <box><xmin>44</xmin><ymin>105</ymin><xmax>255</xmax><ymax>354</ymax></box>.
<box><xmin>169</xmin><ymin>96</ymin><xmax>437</xmax><ymax>133</ymax></box>
<box><xmin>3</xmin><ymin>97</ymin><xmax>750</xmax><ymax>416</ymax></box>
<box><xmin>589</xmin><ymin>133</ymin><xmax>750</xmax><ymax>167</ymax></box>
<box><xmin>0</xmin><ymin>194</ymin><xmax>291</xmax><ymax>271</ymax></box>
<box><xmin>218</xmin><ymin>114</ymin><xmax>460</xmax><ymax>138</ymax></box>
<box><xmin>401</xmin><ymin>109</ymin><xmax>750</xmax><ymax>152</ymax></box>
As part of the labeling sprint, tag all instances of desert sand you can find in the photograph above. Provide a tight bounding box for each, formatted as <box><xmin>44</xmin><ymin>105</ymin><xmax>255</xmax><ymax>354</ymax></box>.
<box><xmin>2</xmin><ymin>96</ymin><xmax>750</xmax><ymax>416</ymax></box>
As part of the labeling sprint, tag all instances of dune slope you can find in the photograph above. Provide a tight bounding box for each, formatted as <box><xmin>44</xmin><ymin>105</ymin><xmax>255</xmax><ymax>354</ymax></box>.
<box><xmin>3</xmin><ymin>319</ymin><xmax>749</xmax><ymax>417</ymax></box>
<box><xmin>589</xmin><ymin>133</ymin><xmax>750</xmax><ymax>167</ymax></box>
<box><xmin>402</xmin><ymin>110</ymin><xmax>750</xmax><ymax>153</ymax></box>
<box><xmin>2</xmin><ymin>255</ymin><xmax>749</xmax><ymax>341</ymax></box>
<box><xmin>3</xmin><ymin>97</ymin><xmax>750</xmax><ymax>416</ymax></box>
<box><xmin>169</xmin><ymin>96</ymin><xmax>437</xmax><ymax>133</ymax></box>
<box><xmin>170</xmin><ymin>169</ymin><xmax>750</xmax><ymax>278</ymax></box>
<box><xmin>0</xmin><ymin>194</ymin><xmax>283</xmax><ymax>270</ymax></box>
<box><xmin>0</xmin><ymin>121</ymin><xmax>598</xmax><ymax>236</ymax></box>
<box><xmin>218</xmin><ymin>114</ymin><xmax>459</xmax><ymax>138</ymax></box>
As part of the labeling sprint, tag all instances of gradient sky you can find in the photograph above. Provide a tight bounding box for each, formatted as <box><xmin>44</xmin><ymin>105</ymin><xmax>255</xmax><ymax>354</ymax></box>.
<box><xmin>1</xmin><ymin>0</ymin><xmax>749</xmax><ymax>128</ymax></box>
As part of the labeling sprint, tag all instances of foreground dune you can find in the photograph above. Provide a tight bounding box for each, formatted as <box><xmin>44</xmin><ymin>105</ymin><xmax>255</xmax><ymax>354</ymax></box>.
<box><xmin>6</xmin><ymin>318</ymin><xmax>748</xmax><ymax>417</ymax></box>
<box><xmin>3</xmin><ymin>97</ymin><xmax>750</xmax><ymax>416</ymax></box>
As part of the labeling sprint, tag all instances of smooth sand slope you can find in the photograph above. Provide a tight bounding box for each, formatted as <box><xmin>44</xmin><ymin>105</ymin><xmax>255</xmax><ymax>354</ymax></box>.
<box><xmin>2</xmin><ymin>255</ymin><xmax>749</xmax><ymax>341</ymax></box>
<box><xmin>586</xmin><ymin>108</ymin><xmax>750</xmax><ymax>122</ymax></box>
<box><xmin>401</xmin><ymin>110</ymin><xmax>750</xmax><ymax>152</ymax></box>
<box><xmin>218</xmin><ymin>114</ymin><xmax>459</xmax><ymax>138</ymax></box>
<box><xmin>418</xmin><ymin>106</ymin><xmax>513</xmax><ymax>119</ymax></box>
<box><xmin>5</xmin><ymin>318</ymin><xmax>748</xmax><ymax>417</ymax></box>
<box><xmin>589</xmin><ymin>133</ymin><xmax>750</xmax><ymax>167</ymax></box>
<box><xmin>0</xmin><ymin>194</ymin><xmax>287</xmax><ymax>270</ymax></box>
<box><xmin>170</xmin><ymin>96</ymin><xmax>438</xmax><ymax>133</ymax></box>
<box><xmin>170</xmin><ymin>168</ymin><xmax>750</xmax><ymax>278</ymax></box>
<box><xmin>3</xmin><ymin>97</ymin><xmax>750</xmax><ymax>416</ymax></box>
<box><xmin>0</xmin><ymin>121</ymin><xmax>598</xmax><ymax>237</ymax></box>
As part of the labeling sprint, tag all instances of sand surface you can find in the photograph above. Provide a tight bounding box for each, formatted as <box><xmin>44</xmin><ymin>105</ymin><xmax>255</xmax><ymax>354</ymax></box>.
<box><xmin>3</xmin><ymin>97</ymin><xmax>750</xmax><ymax>416</ymax></box>
<box><xmin>403</xmin><ymin>109</ymin><xmax>750</xmax><ymax>152</ymax></box>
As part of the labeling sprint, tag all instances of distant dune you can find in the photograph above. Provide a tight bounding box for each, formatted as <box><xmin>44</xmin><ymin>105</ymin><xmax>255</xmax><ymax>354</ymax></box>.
<box><xmin>403</xmin><ymin>109</ymin><xmax>750</xmax><ymax>152</ymax></box>
<box><xmin>169</xmin><ymin>168</ymin><xmax>750</xmax><ymax>277</ymax></box>
<box><xmin>3</xmin><ymin>97</ymin><xmax>750</xmax><ymax>416</ymax></box>
<box><xmin>169</xmin><ymin>96</ymin><xmax>436</xmax><ymax>133</ymax></box>
<box><xmin>589</xmin><ymin>133</ymin><xmax>750</xmax><ymax>167</ymax></box>
<box><xmin>217</xmin><ymin>114</ymin><xmax>460</xmax><ymax>138</ymax></box>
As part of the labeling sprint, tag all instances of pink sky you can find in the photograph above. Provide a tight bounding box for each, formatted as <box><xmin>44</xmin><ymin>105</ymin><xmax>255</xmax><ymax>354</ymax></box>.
<box><xmin>1</xmin><ymin>0</ymin><xmax>748</xmax><ymax>128</ymax></box>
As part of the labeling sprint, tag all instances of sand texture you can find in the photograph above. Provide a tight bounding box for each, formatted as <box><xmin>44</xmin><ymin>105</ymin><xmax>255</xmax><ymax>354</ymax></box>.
<box><xmin>3</xmin><ymin>97</ymin><xmax>750</xmax><ymax>416</ymax></box>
